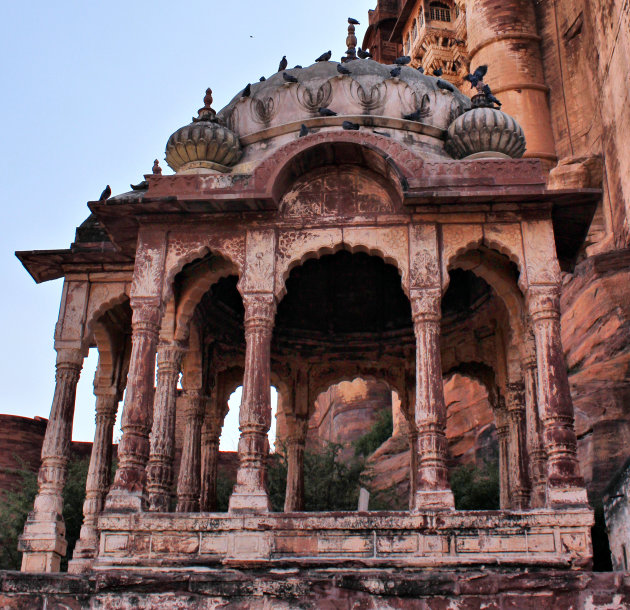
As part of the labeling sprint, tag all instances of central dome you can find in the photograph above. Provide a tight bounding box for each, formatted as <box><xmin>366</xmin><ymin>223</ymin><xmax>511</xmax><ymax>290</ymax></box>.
<box><xmin>217</xmin><ymin>60</ymin><xmax>470</xmax><ymax>139</ymax></box>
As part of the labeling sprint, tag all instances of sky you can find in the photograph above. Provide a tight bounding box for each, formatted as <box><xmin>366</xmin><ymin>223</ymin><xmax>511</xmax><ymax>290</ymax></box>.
<box><xmin>0</xmin><ymin>0</ymin><xmax>372</xmax><ymax>448</ymax></box>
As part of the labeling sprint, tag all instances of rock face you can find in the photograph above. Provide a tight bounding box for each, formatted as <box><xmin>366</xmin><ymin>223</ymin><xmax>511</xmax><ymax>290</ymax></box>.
<box><xmin>562</xmin><ymin>249</ymin><xmax>630</xmax><ymax>499</ymax></box>
<box><xmin>308</xmin><ymin>375</ymin><xmax>496</xmax><ymax>506</ymax></box>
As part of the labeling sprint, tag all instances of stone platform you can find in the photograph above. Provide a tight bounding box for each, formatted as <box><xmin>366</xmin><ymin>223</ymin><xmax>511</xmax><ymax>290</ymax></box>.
<box><xmin>94</xmin><ymin>508</ymin><xmax>594</xmax><ymax>570</ymax></box>
<box><xmin>2</xmin><ymin>568</ymin><xmax>629</xmax><ymax>609</ymax></box>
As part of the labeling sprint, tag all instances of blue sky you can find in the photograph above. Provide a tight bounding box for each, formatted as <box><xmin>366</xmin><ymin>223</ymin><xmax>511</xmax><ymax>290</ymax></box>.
<box><xmin>0</xmin><ymin>1</ymin><xmax>372</xmax><ymax>446</ymax></box>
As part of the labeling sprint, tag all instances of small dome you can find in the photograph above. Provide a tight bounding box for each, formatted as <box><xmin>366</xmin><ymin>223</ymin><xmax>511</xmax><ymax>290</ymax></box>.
<box><xmin>445</xmin><ymin>104</ymin><xmax>526</xmax><ymax>160</ymax></box>
<box><xmin>165</xmin><ymin>89</ymin><xmax>242</xmax><ymax>173</ymax></box>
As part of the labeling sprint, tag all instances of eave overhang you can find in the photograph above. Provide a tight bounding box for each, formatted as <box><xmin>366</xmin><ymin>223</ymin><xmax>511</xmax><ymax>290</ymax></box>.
<box><xmin>390</xmin><ymin>0</ymin><xmax>417</xmax><ymax>42</ymax></box>
<box><xmin>16</xmin><ymin>245</ymin><xmax>134</xmax><ymax>284</ymax></box>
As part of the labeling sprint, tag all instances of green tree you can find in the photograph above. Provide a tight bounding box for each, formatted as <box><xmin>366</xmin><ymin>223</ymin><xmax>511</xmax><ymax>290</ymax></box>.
<box><xmin>0</xmin><ymin>455</ymin><xmax>90</xmax><ymax>571</ymax></box>
<box><xmin>449</xmin><ymin>461</ymin><xmax>500</xmax><ymax>510</ymax></box>
<box><xmin>353</xmin><ymin>409</ymin><xmax>393</xmax><ymax>457</ymax></box>
<box><xmin>0</xmin><ymin>458</ymin><xmax>38</xmax><ymax>570</ymax></box>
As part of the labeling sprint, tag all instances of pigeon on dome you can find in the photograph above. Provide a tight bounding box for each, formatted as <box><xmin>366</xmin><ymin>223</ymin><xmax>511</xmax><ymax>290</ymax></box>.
<box><xmin>394</xmin><ymin>55</ymin><xmax>411</xmax><ymax>65</ymax></box>
<box><xmin>99</xmin><ymin>185</ymin><xmax>111</xmax><ymax>201</ymax></box>
<box><xmin>278</xmin><ymin>56</ymin><xmax>288</xmax><ymax>72</ymax></box>
<box><xmin>283</xmin><ymin>72</ymin><xmax>298</xmax><ymax>83</ymax></box>
<box><xmin>316</xmin><ymin>50</ymin><xmax>332</xmax><ymax>62</ymax></box>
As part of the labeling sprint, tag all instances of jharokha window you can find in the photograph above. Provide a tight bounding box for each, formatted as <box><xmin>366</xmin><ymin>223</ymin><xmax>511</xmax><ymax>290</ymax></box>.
<box><xmin>429</xmin><ymin>1</ymin><xmax>451</xmax><ymax>22</ymax></box>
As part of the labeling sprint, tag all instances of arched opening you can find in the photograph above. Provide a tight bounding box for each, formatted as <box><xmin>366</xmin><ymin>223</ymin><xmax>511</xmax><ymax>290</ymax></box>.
<box><xmin>271</xmin><ymin>250</ymin><xmax>413</xmax><ymax>512</ymax></box>
<box><xmin>441</xmin><ymin>252</ymin><xmax>530</xmax><ymax>510</ymax></box>
<box><xmin>444</xmin><ymin>372</ymin><xmax>499</xmax><ymax>510</ymax></box>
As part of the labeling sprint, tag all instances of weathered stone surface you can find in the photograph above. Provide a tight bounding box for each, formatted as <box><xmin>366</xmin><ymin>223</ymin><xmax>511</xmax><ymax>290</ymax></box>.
<box><xmin>2</xmin><ymin>568</ymin><xmax>629</xmax><ymax>609</ymax></box>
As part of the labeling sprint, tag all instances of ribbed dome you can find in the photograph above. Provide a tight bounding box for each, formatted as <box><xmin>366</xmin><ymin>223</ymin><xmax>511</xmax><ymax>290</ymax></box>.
<box><xmin>165</xmin><ymin>89</ymin><xmax>242</xmax><ymax>173</ymax></box>
<box><xmin>217</xmin><ymin>60</ymin><xmax>471</xmax><ymax>137</ymax></box>
<box><xmin>444</xmin><ymin>106</ymin><xmax>526</xmax><ymax>159</ymax></box>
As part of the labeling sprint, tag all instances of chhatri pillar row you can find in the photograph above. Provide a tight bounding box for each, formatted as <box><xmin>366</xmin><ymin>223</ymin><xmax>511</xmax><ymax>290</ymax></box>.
<box><xmin>466</xmin><ymin>0</ymin><xmax>557</xmax><ymax>167</ymax></box>
<box><xmin>19</xmin><ymin>348</ymin><xmax>84</xmax><ymax>573</ymax></box>
<box><xmin>228</xmin><ymin>293</ymin><xmax>276</xmax><ymax>513</ymax></box>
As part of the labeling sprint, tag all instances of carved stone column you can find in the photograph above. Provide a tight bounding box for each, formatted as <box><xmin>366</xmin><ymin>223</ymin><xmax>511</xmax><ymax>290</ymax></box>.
<box><xmin>284</xmin><ymin>414</ymin><xmax>309</xmax><ymax>512</ymax></box>
<box><xmin>505</xmin><ymin>381</ymin><xmax>531</xmax><ymax>509</ymax></box>
<box><xmin>146</xmin><ymin>344</ymin><xmax>184</xmax><ymax>511</ymax></box>
<box><xmin>524</xmin><ymin>341</ymin><xmax>547</xmax><ymax>508</ymax></box>
<box><xmin>496</xmin><ymin>406</ymin><xmax>511</xmax><ymax>510</ymax></box>
<box><xmin>69</xmin><ymin>384</ymin><xmax>118</xmax><ymax>572</ymax></box>
<box><xmin>19</xmin><ymin>348</ymin><xmax>83</xmax><ymax>573</ymax></box>
<box><xmin>200</xmin><ymin>409</ymin><xmax>223</xmax><ymax>512</ymax></box>
<box><xmin>527</xmin><ymin>285</ymin><xmax>587</xmax><ymax>506</ymax></box>
<box><xmin>410</xmin><ymin>288</ymin><xmax>454</xmax><ymax>510</ymax></box>
<box><xmin>229</xmin><ymin>293</ymin><xmax>275</xmax><ymax>513</ymax></box>
<box><xmin>177</xmin><ymin>390</ymin><xmax>205</xmax><ymax>512</ymax></box>
<box><xmin>105</xmin><ymin>298</ymin><xmax>162</xmax><ymax>512</ymax></box>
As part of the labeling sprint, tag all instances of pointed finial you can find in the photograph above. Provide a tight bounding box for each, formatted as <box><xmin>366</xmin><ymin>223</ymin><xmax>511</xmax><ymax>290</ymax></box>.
<box><xmin>343</xmin><ymin>19</ymin><xmax>359</xmax><ymax>63</ymax></box>
<box><xmin>194</xmin><ymin>87</ymin><xmax>217</xmax><ymax>122</ymax></box>
<box><xmin>152</xmin><ymin>159</ymin><xmax>162</xmax><ymax>175</ymax></box>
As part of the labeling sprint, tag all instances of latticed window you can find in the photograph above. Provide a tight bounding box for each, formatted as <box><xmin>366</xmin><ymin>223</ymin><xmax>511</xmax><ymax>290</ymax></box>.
<box><xmin>412</xmin><ymin>19</ymin><xmax>418</xmax><ymax>40</ymax></box>
<box><xmin>418</xmin><ymin>9</ymin><xmax>424</xmax><ymax>27</ymax></box>
<box><xmin>429</xmin><ymin>2</ymin><xmax>451</xmax><ymax>22</ymax></box>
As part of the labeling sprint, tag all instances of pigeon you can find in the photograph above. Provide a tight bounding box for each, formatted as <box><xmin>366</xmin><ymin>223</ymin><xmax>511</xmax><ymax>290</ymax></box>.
<box><xmin>357</xmin><ymin>47</ymin><xmax>372</xmax><ymax>59</ymax></box>
<box><xmin>318</xmin><ymin>107</ymin><xmax>337</xmax><ymax>117</ymax></box>
<box><xmin>473</xmin><ymin>65</ymin><xmax>488</xmax><ymax>80</ymax></box>
<box><xmin>417</xmin><ymin>66</ymin><xmax>425</xmax><ymax>73</ymax></box>
<box><xmin>259</xmin><ymin>76</ymin><xmax>266</xmax><ymax>82</ymax></box>
<box><xmin>283</xmin><ymin>72</ymin><xmax>299</xmax><ymax>83</ymax></box>
<box><xmin>337</xmin><ymin>63</ymin><xmax>351</xmax><ymax>75</ymax></box>
<box><xmin>348</xmin><ymin>17</ymin><xmax>360</xmax><ymax>25</ymax></box>
<box><xmin>342</xmin><ymin>120</ymin><xmax>360</xmax><ymax>130</ymax></box>
<box><xmin>464</xmin><ymin>73</ymin><xmax>480</xmax><ymax>88</ymax></box>
<box><xmin>436</xmin><ymin>79</ymin><xmax>454</xmax><ymax>92</ymax></box>
<box><xmin>299</xmin><ymin>124</ymin><xmax>310</xmax><ymax>137</ymax></box>
<box><xmin>242</xmin><ymin>83</ymin><xmax>251</xmax><ymax>97</ymax></box>
<box><xmin>372</xmin><ymin>129</ymin><xmax>391</xmax><ymax>137</ymax></box>
<box><xmin>390</xmin><ymin>66</ymin><xmax>402</xmax><ymax>78</ymax></box>
<box><xmin>394</xmin><ymin>55</ymin><xmax>412</xmax><ymax>65</ymax></box>
<box><xmin>278</xmin><ymin>56</ymin><xmax>288</xmax><ymax>72</ymax></box>
<box><xmin>453</xmin><ymin>39</ymin><xmax>466</xmax><ymax>46</ymax></box>
<box><xmin>403</xmin><ymin>108</ymin><xmax>427</xmax><ymax>121</ymax></box>
<box><xmin>482</xmin><ymin>84</ymin><xmax>502</xmax><ymax>106</ymax></box>
<box><xmin>99</xmin><ymin>185</ymin><xmax>111</xmax><ymax>201</ymax></box>
<box><xmin>293</xmin><ymin>65</ymin><xmax>303</xmax><ymax>69</ymax></box>
<box><xmin>465</xmin><ymin>65</ymin><xmax>488</xmax><ymax>89</ymax></box>
<box><xmin>130</xmin><ymin>180</ymin><xmax>148</xmax><ymax>191</ymax></box>
<box><xmin>433</xmin><ymin>67</ymin><xmax>443</xmax><ymax>76</ymax></box>
<box><xmin>316</xmin><ymin>50</ymin><xmax>332</xmax><ymax>62</ymax></box>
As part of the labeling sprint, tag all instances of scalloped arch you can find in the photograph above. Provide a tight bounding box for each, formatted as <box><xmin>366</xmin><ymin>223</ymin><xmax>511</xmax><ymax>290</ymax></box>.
<box><xmin>276</xmin><ymin>241</ymin><xmax>409</xmax><ymax>302</ymax></box>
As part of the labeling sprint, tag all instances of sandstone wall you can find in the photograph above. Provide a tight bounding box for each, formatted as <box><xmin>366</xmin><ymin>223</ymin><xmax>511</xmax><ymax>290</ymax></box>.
<box><xmin>0</xmin><ymin>415</ymin><xmax>91</xmax><ymax>495</ymax></box>
<box><xmin>534</xmin><ymin>0</ymin><xmax>630</xmax><ymax>248</ymax></box>
<box><xmin>562</xmin><ymin>249</ymin><xmax>630</xmax><ymax>500</ymax></box>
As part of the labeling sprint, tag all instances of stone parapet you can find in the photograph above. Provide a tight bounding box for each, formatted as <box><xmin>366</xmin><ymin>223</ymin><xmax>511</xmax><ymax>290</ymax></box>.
<box><xmin>93</xmin><ymin>509</ymin><xmax>594</xmax><ymax>570</ymax></box>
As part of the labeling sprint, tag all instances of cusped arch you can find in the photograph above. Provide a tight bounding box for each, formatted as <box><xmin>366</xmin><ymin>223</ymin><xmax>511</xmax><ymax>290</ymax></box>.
<box><xmin>84</xmin><ymin>289</ymin><xmax>130</xmax><ymax>351</ymax></box>
<box><xmin>444</xmin><ymin>361</ymin><xmax>500</xmax><ymax>409</ymax></box>
<box><xmin>169</xmin><ymin>253</ymin><xmax>241</xmax><ymax>343</ymax></box>
<box><xmin>276</xmin><ymin>240</ymin><xmax>409</xmax><ymax>301</ymax></box>
<box><xmin>442</xmin><ymin>228</ymin><xmax>527</xmax><ymax>295</ymax></box>
<box><xmin>251</xmin><ymin>131</ymin><xmax>424</xmax><ymax>204</ymax></box>
<box><xmin>163</xmin><ymin>243</ymin><xmax>242</xmax><ymax>305</ymax></box>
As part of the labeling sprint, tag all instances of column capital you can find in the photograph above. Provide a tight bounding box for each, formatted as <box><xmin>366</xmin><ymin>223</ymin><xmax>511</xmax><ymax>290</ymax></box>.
<box><xmin>242</xmin><ymin>292</ymin><xmax>276</xmax><ymax>331</ymax></box>
<box><xmin>410</xmin><ymin>287</ymin><xmax>441</xmax><ymax>323</ymax></box>
<box><xmin>182</xmin><ymin>390</ymin><xmax>206</xmax><ymax>419</ymax></box>
<box><xmin>526</xmin><ymin>284</ymin><xmax>561</xmax><ymax>321</ymax></box>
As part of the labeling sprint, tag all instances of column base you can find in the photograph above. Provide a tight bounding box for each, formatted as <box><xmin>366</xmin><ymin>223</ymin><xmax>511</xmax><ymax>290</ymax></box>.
<box><xmin>104</xmin><ymin>489</ymin><xmax>145</xmax><ymax>512</ymax></box>
<box><xmin>67</xmin><ymin>557</ymin><xmax>96</xmax><ymax>574</ymax></box>
<box><xmin>412</xmin><ymin>489</ymin><xmax>455</xmax><ymax>511</ymax></box>
<box><xmin>18</xmin><ymin>511</ymin><xmax>67</xmax><ymax>573</ymax></box>
<box><xmin>546</xmin><ymin>486</ymin><xmax>589</xmax><ymax>507</ymax></box>
<box><xmin>228</xmin><ymin>488</ymin><xmax>271</xmax><ymax>513</ymax></box>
